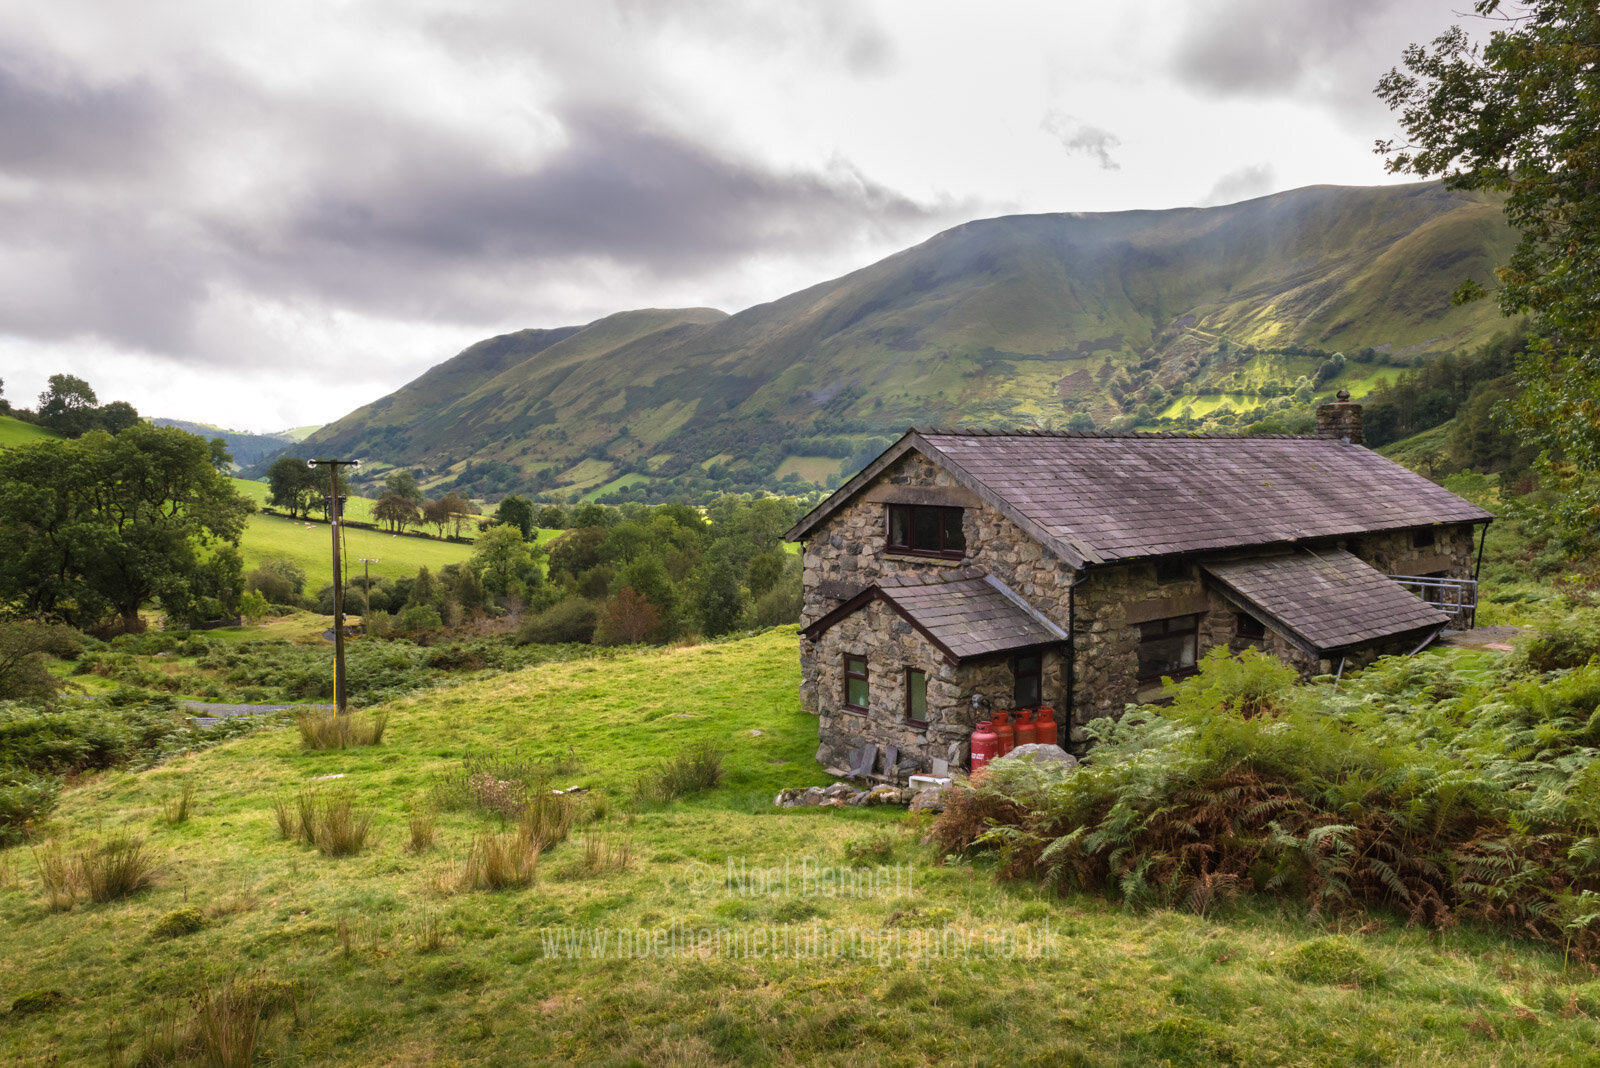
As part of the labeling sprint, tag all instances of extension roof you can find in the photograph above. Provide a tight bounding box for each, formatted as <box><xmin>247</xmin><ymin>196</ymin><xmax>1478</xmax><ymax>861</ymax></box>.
<box><xmin>800</xmin><ymin>570</ymin><xmax>1068</xmax><ymax>664</ymax></box>
<box><xmin>1203</xmin><ymin>549</ymin><xmax>1451</xmax><ymax>657</ymax></box>
<box><xmin>786</xmin><ymin>429</ymin><xmax>1493</xmax><ymax>569</ymax></box>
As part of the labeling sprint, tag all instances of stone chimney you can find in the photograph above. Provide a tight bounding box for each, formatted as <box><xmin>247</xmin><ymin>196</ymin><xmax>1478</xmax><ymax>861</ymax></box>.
<box><xmin>1315</xmin><ymin>389</ymin><xmax>1364</xmax><ymax>444</ymax></box>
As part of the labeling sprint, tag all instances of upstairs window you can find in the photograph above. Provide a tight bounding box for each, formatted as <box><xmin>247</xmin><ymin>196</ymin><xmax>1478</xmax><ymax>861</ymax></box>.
<box><xmin>886</xmin><ymin>505</ymin><xmax>965</xmax><ymax>557</ymax></box>
<box><xmin>1014</xmin><ymin>652</ymin><xmax>1042</xmax><ymax>708</ymax></box>
<box><xmin>844</xmin><ymin>655</ymin><xmax>870</xmax><ymax>711</ymax></box>
<box><xmin>1136</xmin><ymin>614</ymin><xmax>1199</xmax><ymax>681</ymax></box>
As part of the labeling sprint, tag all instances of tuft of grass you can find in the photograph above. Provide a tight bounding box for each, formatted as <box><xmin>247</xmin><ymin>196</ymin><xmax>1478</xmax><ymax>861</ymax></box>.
<box><xmin>1277</xmin><ymin>936</ymin><xmax>1386</xmax><ymax>987</ymax></box>
<box><xmin>163</xmin><ymin>777</ymin><xmax>198</xmax><ymax>825</ymax></box>
<box><xmin>412</xmin><ymin>909</ymin><xmax>447</xmax><ymax>953</ymax></box>
<box><xmin>11</xmin><ymin>988</ymin><xmax>66</xmax><ymax>1014</ymax></box>
<box><xmin>190</xmin><ymin>976</ymin><xmax>301</xmax><ymax>1068</ymax></box>
<box><xmin>407</xmin><ymin>806</ymin><xmax>438</xmax><ymax>853</ymax></box>
<box><xmin>459</xmin><ymin>832</ymin><xmax>538</xmax><ymax>891</ymax></box>
<box><xmin>577</xmin><ymin>833</ymin><xmax>633</xmax><ymax>877</ymax></box>
<box><xmin>633</xmin><ymin>741</ymin><xmax>723</xmax><ymax>804</ymax></box>
<box><xmin>271</xmin><ymin>796</ymin><xmax>296</xmax><ymax>840</ymax></box>
<box><xmin>34</xmin><ymin>833</ymin><xmax>160</xmax><ymax>908</ymax></box>
<box><xmin>150</xmin><ymin>906</ymin><xmax>207</xmax><ymax>940</ymax></box>
<box><xmin>519</xmin><ymin>788</ymin><xmax>575</xmax><ymax>852</ymax></box>
<box><xmin>300</xmin><ymin>790</ymin><xmax>376</xmax><ymax>857</ymax></box>
<box><xmin>295</xmin><ymin>709</ymin><xmax>388</xmax><ymax>750</ymax></box>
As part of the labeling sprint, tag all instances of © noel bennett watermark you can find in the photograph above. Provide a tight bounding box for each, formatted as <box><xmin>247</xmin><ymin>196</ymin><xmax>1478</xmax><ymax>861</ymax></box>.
<box><xmin>684</xmin><ymin>856</ymin><xmax>915</xmax><ymax>899</ymax></box>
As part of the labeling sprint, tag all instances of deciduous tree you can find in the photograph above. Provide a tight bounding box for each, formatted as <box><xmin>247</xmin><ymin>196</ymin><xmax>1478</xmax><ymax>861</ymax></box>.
<box><xmin>1378</xmin><ymin>0</ymin><xmax>1600</xmax><ymax>541</ymax></box>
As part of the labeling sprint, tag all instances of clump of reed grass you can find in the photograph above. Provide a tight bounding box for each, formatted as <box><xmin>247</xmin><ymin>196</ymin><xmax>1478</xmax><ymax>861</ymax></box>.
<box><xmin>272</xmin><ymin>789</ymin><xmax>375</xmax><ymax>856</ymax></box>
<box><xmin>520</xmin><ymin>788</ymin><xmax>575</xmax><ymax>852</ymax></box>
<box><xmin>190</xmin><ymin>975</ymin><xmax>304</xmax><ymax>1068</ymax></box>
<box><xmin>33</xmin><ymin>833</ymin><xmax>161</xmax><ymax>909</ymax></box>
<box><xmin>633</xmin><ymin>741</ymin><xmax>724</xmax><ymax>803</ymax></box>
<box><xmin>412</xmin><ymin>909</ymin><xmax>447</xmax><ymax>953</ymax></box>
<box><xmin>407</xmin><ymin>807</ymin><xmax>438</xmax><ymax>853</ymax></box>
<box><xmin>295</xmin><ymin>709</ymin><xmax>388</xmax><ymax>750</ymax></box>
<box><xmin>577</xmin><ymin>832</ymin><xmax>633</xmax><ymax>877</ymax></box>
<box><xmin>163</xmin><ymin>777</ymin><xmax>198</xmax><ymax>825</ymax></box>
<box><xmin>459</xmin><ymin>831</ymin><xmax>538</xmax><ymax>891</ymax></box>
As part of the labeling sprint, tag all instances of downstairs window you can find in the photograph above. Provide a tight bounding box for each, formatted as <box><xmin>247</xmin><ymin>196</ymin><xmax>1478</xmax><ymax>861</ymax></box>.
<box><xmin>1136</xmin><ymin>614</ymin><xmax>1199</xmax><ymax>681</ymax></box>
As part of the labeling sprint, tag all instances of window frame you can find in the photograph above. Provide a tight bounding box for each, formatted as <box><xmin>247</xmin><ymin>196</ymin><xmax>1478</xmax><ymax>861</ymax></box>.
<box><xmin>1013</xmin><ymin>651</ymin><xmax>1042</xmax><ymax>709</ymax></box>
<box><xmin>885</xmin><ymin>504</ymin><xmax>966</xmax><ymax>559</ymax></box>
<box><xmin>905</xmin><ymin>668</ymin><xmax>929</xmax><ymax>727</ymax></box>
<box><xmin>1135</xmin><ymin>614</ymin><xmax>1201</xmax><ymax>682</ymax></box>
<box><xmin>844</xmin><ymin>654</ymin><xmax>870</xmax><ymax>712</ymax></box>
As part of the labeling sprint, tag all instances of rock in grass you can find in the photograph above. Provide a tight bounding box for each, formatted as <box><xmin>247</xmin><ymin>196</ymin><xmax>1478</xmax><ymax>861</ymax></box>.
<box><xmin>150</xmin><ymin>906</ymin><xmax>207</xmax><ymax>940</ymax></box>
<box><xmin>11</xmin><ymin>989</ymin><xmax>66</xmax><ymax>1015</ymax></box>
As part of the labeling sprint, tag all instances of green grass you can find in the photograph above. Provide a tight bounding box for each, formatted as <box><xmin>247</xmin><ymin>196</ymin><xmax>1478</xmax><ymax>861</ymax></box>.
<box><xmin>5</xmin><ymin>628</ymin><xmax>1600</xmax><ymax>1065</ymax></box>
<box><xmin>0</xmin><ymin>415</ymin><xmax>61</xmax><ymax>448</ymax></box>
<box><xmin>240</xmin><ymin>512</ymin><xmax>474</xmax><ymax>584</ymax></box>
<box><xmin>582</xmin><ymin>471</ymin><xmax>650</xmax><ymax>502</ymax></box>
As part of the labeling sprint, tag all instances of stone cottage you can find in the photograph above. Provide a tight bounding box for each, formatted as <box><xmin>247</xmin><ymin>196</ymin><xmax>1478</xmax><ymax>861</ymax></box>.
<box><xmin>784</xmin><ymin>401</ymin><xmax>1493</xmax><ymax>777</ymax></box>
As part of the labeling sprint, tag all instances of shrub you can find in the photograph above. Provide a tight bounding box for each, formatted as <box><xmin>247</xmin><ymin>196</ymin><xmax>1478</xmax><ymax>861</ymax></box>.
<box><xmin>150</xmin><ymin>906</ymin><xmax>207</xmax><ymax>940</ymax></box>
<box><xmin>460</xmin><ymin>831</ymin><xmax>538</xmax><ymax>891</ymax></box>
<box><xmin>0</xmin><ymin>771</ymin><xmax>61</xmax><ymax>845</ymax></box>
<box><xmin>633</xmin><ymin>742</ymin><xmax>723</xmax><ymax>804</ymax></box>
<box><xmin>1513</xmin><ymin>610</ymin><xmax>1600</xmax><ymax>672</ymax></box>
<box><xmin>516</xmin><ymin>597</ymin><xmax>598</xmax><ymax>645</ymax></box>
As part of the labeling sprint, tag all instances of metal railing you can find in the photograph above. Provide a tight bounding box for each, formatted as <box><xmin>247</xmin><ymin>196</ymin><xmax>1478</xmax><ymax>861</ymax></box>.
<box><xmin>1391</xmin><ymin>574</ymin><xmax>1478</xmax><ymax>629</ymax></box>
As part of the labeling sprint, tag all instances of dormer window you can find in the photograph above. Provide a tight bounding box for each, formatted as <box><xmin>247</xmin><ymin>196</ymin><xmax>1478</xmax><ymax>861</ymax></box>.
<box><xmin>886</xmin><ymin>505</ymin><xmax>965</xmax><ymax>558</ymax></box>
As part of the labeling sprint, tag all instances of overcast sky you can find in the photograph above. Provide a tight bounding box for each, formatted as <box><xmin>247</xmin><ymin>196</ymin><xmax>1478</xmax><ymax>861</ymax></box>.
<box><xmin>0</xmin><ymin>0</ymin><xmax>1482</xmax><ymax>434</ymax></box>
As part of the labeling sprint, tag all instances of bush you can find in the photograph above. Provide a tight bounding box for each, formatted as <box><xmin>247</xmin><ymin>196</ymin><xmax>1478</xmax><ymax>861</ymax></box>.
<box><xmin>0</xmin><ymin>771</ymin><xmax>61</xmax><ymax>845</ymax></box>
<box><xmin>1513</xmin><ymin>610</ymin><xmax>1600</xmax><ymax>672</ymax></box>
<box><xmin>516</xmin><ymin>597</ymin><xmax>598</xmax><ymax>645</ymax></box>
<box><xmin>246</xmin><ymin>557</ymin><xmax>306</xmax><ymax>606</ymax></box>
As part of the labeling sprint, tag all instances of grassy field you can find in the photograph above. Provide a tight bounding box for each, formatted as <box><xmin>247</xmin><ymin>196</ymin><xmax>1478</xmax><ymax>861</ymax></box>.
<box><xmin>0</xmin><ymin>415</ymin><xmax>61</xmax><ymax>447</ymax></box>
<box><xmin>240</xmin><ymin>512</ymin><xmax>475</xmax><ymax>585</ymax></box>
<box><xmin>4</xmin><ymin>629</ymin><xmax>1600</xmax><ymax>1065</ymax></box>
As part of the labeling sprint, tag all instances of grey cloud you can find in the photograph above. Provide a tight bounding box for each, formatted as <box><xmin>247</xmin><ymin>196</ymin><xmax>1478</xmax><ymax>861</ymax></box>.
<box><xmin>1167</xmin><ymin>0</ymin><xmax>1443</xmax><ymax>110</ymax></box>
<box><xmin>1041</xmin><ymin>110</ymin><xmax>1122</xmax><ymax>171</ymax></box>
<box><xmin>0</xmin><ymin>56</ymin><xmax>168</xmax><ymax>177</ymax></box>
<box><xmin>1196</xmin><ymin>163</ymin><xmax>1277</xmax><ymax>207</ymax></box>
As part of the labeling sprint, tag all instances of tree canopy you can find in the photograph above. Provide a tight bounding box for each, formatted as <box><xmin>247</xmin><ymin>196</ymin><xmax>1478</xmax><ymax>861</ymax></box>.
<box><xmin>0</xmin><ymin>425</ymin><xmax>253</xmax><ymax>630</ymax></box>
<box><xmin>1378</xmin><ymin>0</ymin><xmax>1600</xmax><ymax>540</ymax></box>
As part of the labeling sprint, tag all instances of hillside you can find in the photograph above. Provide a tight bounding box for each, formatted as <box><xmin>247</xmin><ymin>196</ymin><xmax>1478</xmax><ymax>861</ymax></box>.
<box><xmin>0</xmin><ymin>415</ymin><xmax>61</xmax><ymax>448</ymax></box>
<box><xmin>304</xmin><ymin>182</ymin><xmax>1517</xmax><ymax>501</ymax></box>
<box><xmin>151</xmin><ymin>419</ymin><xmax>299</xmax><ymax>467</ymax></box>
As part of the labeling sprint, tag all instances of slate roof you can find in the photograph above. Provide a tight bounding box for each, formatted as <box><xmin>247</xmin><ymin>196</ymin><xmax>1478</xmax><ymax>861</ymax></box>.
<box><xmin>787</xmin><ymin>430</ymin><xmax>1493</xmax><ymax>569</ymax></box>
<box><xmin>801</xmin><ymin>571</ymin><xmax>1067</xmax><ymax>662</ymax></box>
<box><xmin>1203</xmin><ymin>549</ymin><xmax>1451</xmax><ymax>656</ymax></box>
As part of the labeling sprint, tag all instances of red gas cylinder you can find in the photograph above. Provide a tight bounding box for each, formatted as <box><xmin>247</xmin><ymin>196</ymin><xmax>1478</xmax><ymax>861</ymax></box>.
<box><xmin>1034</xmin><ymin>706</ymin><xmax>1058</xmax><ymax>748</ymax></box>
<box><xmin>1014</xmin><ymin>708</ymin><xmax>1037</xmax><ymax>747</ymax></box>
<box><xmin>993</xmin><ymin>710</ymin><xmax>1015</xmax><ymax>756</ymax></box>
<box><xmin>970</xmin><ymin>720</ymin><xmax>998</xmax><ymax>773</ymax></box>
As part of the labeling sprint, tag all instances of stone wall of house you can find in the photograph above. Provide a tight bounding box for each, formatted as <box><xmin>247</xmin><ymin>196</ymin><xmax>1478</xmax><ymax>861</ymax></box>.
<box><xmin>1344</xmin><ymin>524</ymin><xmax>1479</xmax><ymax>580</ymax></box>
<box><xmin>808</xmin><ymin>598</ymin><xmax>1069</xmax><ymax>773</ymax></box>
<box><xmin>810</xmin><ymin>599</ymin><xmax>966</xmax><ymax>773</ymax></box>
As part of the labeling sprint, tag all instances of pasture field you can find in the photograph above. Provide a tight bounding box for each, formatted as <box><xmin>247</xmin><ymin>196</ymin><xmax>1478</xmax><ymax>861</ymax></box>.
<box><xmin>0</xmin><ymin>416</ymin><xmax>60</xmax><ymax>447</ymax></box>
<box><xmin>239</xmin><ymin>512</ymin><xmax>475</xmax><ymax>585</ymax></box>
<box><xmin>3</xmin><ymin>629</ymin><xmax>1600</xmax><ymax>1066</ymax></box>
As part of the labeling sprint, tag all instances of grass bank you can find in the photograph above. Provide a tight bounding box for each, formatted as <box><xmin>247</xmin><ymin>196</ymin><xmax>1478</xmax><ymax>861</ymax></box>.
<box><xmin>3</xmin><ymin>630</ymin><xmax>1600</xmax><ymax>1065</ymax></box>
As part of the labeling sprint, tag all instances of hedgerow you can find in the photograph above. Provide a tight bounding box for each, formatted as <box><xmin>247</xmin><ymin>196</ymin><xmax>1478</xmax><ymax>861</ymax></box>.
<box><xmin>935</xmin><ymin>617</ymin><xmax>1600</xmax><ymax>960</ymax></box>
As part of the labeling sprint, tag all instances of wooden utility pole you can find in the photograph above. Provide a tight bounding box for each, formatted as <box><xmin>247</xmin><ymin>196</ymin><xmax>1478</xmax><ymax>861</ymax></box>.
<box><xmin>308</xmin><ymin>458</ymin><xmax>360</xmax><ymax>713</ymax></box>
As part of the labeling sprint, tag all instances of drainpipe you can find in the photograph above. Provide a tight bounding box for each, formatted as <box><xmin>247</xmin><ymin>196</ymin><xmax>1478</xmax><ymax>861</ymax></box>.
<box><xmin>1470</xmin><ymin>521</ymin><xmax>1491</xmax><ymax>630</ymax></box>
<box><xmin>1064</xmin><ymin>574</ymin><xmax>1079</xmax><ymax>750</ymax></box>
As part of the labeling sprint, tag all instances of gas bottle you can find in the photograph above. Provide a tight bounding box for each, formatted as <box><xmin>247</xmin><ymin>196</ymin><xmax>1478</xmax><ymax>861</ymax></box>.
<box><xmin>1014</xmin><ymin>708</ymin><xmax>1037</xmax><ymax>747</ymax></box>
<box><xmin>970</xmin><ymin>720</ymin><xmax>998</xmax><ymax>773</ymax></box>
<box><xmin>1034</xmin><ymin>706</ymin><xmax>1059</xmax><ymax>748</ymax></box>
<box><xmin>993</xmin><ymin>710</ymin><xmax>1015</xmax><ymax>756</ymax></box>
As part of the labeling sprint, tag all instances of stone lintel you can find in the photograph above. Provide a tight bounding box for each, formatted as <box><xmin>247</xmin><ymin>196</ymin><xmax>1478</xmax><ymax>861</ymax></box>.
<box><xmin>862</xmin><ymin>484</ymin><xmax>981</xmax><ymax>508</ymax></box>
<box><xmin>1123</xmin><ymin>592</ymin><xmax>1212</xmax><ymax>625</ymax></box>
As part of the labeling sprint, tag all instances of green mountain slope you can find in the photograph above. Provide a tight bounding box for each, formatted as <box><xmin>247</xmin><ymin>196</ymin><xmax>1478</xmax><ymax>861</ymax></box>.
<box><xmin>305</xmin><ymin>181</ymin><xmax>1518</xmax><ymax>501</ymax></box>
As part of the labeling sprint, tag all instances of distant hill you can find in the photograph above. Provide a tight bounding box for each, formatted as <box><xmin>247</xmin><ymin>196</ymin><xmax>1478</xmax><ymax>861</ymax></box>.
<box><xmin>303</xmin><ymin>181</ymin><xmax>1519</xmax><ymax>502</ymax></box>
<box><xmin>151</xmin><ymin>419</ymin><xmax>300</xmax><ymax>467</ymax></box>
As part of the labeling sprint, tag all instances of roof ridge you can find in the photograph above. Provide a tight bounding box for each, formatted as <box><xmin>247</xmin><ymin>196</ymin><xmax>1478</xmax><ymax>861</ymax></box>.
<box><xmin>909</xmin><ymin>425</ymin><xmax>1322</xmax><ymax>441</ymax></box>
